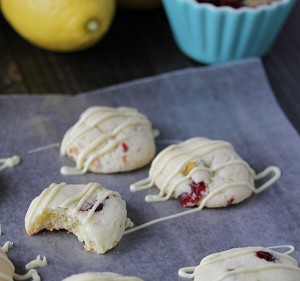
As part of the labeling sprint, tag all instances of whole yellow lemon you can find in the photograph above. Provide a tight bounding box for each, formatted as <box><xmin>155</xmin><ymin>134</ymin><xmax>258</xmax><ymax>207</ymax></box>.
<box><xmin>118</xmin><ymin>0</ymin><xmax>161</xmax><ymax>9</ymax></box>
<box><xmin>1</xmin><ymin>0</ymin><xmax>116</xmax><ymax>52</ymax></box>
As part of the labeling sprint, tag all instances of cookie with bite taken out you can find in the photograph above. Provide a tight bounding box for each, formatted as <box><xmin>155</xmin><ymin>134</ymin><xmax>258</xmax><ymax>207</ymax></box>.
<box><xmin>25</xmin><ymin>182</ymin><xmax>133</xmax><ymax>254</ymax></box>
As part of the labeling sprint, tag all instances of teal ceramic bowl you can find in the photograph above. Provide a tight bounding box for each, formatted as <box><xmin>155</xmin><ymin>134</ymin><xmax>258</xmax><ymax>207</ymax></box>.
<box><xmin>162</xmin><ymin>0</ymin><xmax>296</xmax><ymax>64</ymax></box>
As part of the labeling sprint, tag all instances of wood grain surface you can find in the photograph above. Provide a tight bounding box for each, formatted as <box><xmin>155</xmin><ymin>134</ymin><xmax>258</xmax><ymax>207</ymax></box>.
<box><xmin>0</xmin><ymin>4</ymin><xmax>299</xmax><ymax>132</ymax></box>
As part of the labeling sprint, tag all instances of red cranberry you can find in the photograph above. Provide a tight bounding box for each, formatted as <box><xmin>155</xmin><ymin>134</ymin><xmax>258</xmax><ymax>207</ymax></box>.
<box><xmin>94</xmin><ymin>203</ymin><xmax>104</xmax><ymax>212</ymax></box>
<box><xmin>227</xmin><ymin>196</ymin><xmax>235</xmax><ymax>207</ymax></box>
<box><xmin>178</xmin><ymin>181</ymin><xmax>206</xmax><ymax>207</ymax></box>
<box><xmin>256</xmin><ymin>251</ymin><xmax>276</xmax><ymax>262</ymax></box>
<box><xmin>121</xmin><ymin>142</ymin><xmax>129</xmax><ymax>152</ymax></box>
<box><xmin>80</xmin><ymin>201</ymin><xmax>103</xmax><ymax>212</ymax></box>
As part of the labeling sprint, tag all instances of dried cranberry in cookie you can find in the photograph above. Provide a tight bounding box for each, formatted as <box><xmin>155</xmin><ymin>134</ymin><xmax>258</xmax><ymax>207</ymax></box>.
<box><xmin>178</xmin><ymin>246</ymin><xmax>300</xmax><ymax>281</ymax></box>
<box><xmin>62</xmin><ymin>272</ymin><xmax>143</xmax><ymax>281</ymax></box>
<box><xmin>256</xmin><ymin>251</ymin><xmax>276</xmax><ymax>262</ymax></box>
<box><xmin>25</xmin><ymin>183</ymin><xmax>133</xmax><ymax>254</ymax></box>
<box><xmin>131</xmin><ymin>137</ymin><xmax>281</xmax><ymax>208</ymax></box>
<box><xmin>178</xmin><ymin>181</ymin><xmax>207</xmax><ymax>207</ymax></box>
<box><xmin>60</xmin><ymin>106</ymin><xmax>156</xmax><ymax>175</ymax></box>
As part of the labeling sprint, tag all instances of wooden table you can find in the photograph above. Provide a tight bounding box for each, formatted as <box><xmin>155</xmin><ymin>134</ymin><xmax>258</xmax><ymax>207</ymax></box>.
<box><xmin>0</xmin><ymin>3</ymin><xmax>299</xmax><ymax>133</ymax></box>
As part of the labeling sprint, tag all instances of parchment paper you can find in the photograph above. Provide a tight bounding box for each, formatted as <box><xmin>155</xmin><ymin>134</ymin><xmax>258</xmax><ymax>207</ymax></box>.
<box><xmin>0</xmin><ymin>58</ymin><xmax>299</xmax><ymax>281</ymax></box>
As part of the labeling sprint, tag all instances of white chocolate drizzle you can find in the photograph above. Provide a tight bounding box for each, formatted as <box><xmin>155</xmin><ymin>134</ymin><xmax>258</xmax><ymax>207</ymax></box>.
<box><xmin>14</xmin><ymin>269</ymin><xmax>41</xmax><ymax>281</ymax></box>
<box><xmin>60</xmin><ymin>106</ymin><xmax>153</xmax><ymax>176</ymax></box>
<box><xmin>27</xmin><ymin>182</ymin><xmax>118</xmax><ymax>225</ymax></box>
<box><xmin>178</xmin><ymin>245</ymin><xmax>300</xmax><ymax>280</ymax></box>
<box><xmin>0</xmin><ymin>156</ymin><xmax>21</xmax><ymax>172</ymax></box>
<box><xmin>0</xmin><ymin>243</ymin><xmax>14</xmax><ymax>281</ymax></box>
<box><xmin>25</xmin><ymin>182</ymin><xmax>130</xmax><ymax>254</ymax></box>
<box><xmin>217</xmin><ymin>264</ymin><xmax>300</xmax><ymax>281</ymax></box>
<box><xmin>0</xmin><ymin>242</ymin><xmax>46</xmax><ymax>281</ymax></box>
<box><xmin>1</xmin><ymin>241</ymin><xmax>13</xmax><ymax>253</ymax></box>
<box><xmin>28</xmin><ymin>143</ymin><xmax>60</xmax><ymax>154</ymax></box>
<box><xmin>25</xmin><ymin>256</ymin><xmax>48</xmax><ymax>270</ymax></box>
<box><xmin>126</xmin><ymin>138</ymin><xmax>281</xmax><ymax>234</ymax></box>
<box><xmin>62</xmin><ymin>272</ymin><xmax>143</xmax><ymax>281</ymax></box>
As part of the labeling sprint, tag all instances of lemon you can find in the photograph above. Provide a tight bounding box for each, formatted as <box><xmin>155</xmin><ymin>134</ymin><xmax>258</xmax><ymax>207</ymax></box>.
<box><xmin>1</xmin><ymin>0</ymin><xmax>116</xmax><ymax>52</ymax></box>
<box><xmin>118</xmin><ymin>0</ymin><xmax>161</xmax><ymax>9</ymax></box>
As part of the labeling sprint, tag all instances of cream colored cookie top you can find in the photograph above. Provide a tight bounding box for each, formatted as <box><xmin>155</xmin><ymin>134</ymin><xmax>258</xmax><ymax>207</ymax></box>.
<box><xmin>131</xmin><ymin>137</ymin><xmax>280</xmax><ymax>208</ymax></box>
<box><xmin>125</xmin><ymin>137</ymin><xmax>280</xmax><ymax>234</ymax></box>
<box><xmin>60</xmin><ymin>106</ymin><xmax>156</xmax><ymax>175</ymax></box>
<box><xmin>179</xmin><ymin>246</ymin><xmax>300</xmax><ymax>281</ymax></box>
<box><xmin>62</xmin><ymin>272</ymin><xmax>143</xmax><ymax>281</ymax></box>
<box><xmin>25</xmin><ymin>182</ymin><xmax>133</xmax><ymax>254</ymax></box>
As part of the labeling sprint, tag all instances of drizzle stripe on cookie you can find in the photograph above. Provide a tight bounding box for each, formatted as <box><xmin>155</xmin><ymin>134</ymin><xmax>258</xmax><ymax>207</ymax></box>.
<box><xmin>27</xmin><ymin>183</ymin><xmax>118</xmax><ymax>225</ymax></box>
<box><xmin>178</xmin><ymin>246</ymin><xmax>300</xmax><ymax>280</ymax></box>
<box><xmin>130</xmin><ymin>138</ymin><xmax>280</xmax><ymax>203</ymax></box>
<box><xmin>60</xmin><ymin>106</ymin><xmax>152</xmax><ymax>175</ymax></box>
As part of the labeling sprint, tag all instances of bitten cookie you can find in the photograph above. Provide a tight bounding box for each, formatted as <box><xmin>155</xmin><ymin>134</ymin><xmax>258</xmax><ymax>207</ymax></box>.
<box><xmin>62</xmin><ymin>272</ymin><xmax>143</xmax><ymax>281</ymax></box>
<box><xmin>25</xmin><ymin>182</ymin><xmax>133</xmax><ymax>254</ymax></box>
<box><xmin>60</xmin><ymin>106</ymin><xmax>156</xmax><ymax>175</ymax></box>
<box><xmin>179</xmin><ymin>246</ymin><xmax>300</xmax><ymax>281</ymax></box>
<box><xmin>131</xmin><ymin>137</ymin><xmax>281</xmax><ymax>208</ymax></box>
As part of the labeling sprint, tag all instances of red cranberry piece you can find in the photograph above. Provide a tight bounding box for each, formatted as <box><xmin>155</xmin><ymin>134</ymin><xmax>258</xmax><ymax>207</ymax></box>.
<box><xmin>178</xmin><ymin>181</ymin><xmax>206</xmax><ymax>207</ymax></box>
<box><xmin>121</xmin><ymin>142</ymin><xmax>129</xmax><ymax>152</ymax></box>
<box><xmin>94</xmin><ymin>203</ymin><xmax>104</xmax><ymax>212</ymax></box>
<box><xmin>256</xmin><ymin>251</ymin><xmax>276</xmax><ymax>262</ymax></box>
<box><xmin>80</xmin><ymin>201</ymin><xmax>103</xmax><ymax>212</ymax></box>
<box><xmin>227</xmin><ymin>196</ymin><xmax>235</xmax><ymax>207</ymax></box>
<box><xmin>80</xmin><ymin>201</ymin><xmax>93</xmax><ymax>212</ymax></box>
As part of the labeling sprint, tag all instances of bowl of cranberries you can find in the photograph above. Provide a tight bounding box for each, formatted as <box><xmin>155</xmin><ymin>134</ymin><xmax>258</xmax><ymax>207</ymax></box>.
<box><xmin>162</xmin><ymin>0</ymin><xmax>296</xmax><ymax>63</ymax></box>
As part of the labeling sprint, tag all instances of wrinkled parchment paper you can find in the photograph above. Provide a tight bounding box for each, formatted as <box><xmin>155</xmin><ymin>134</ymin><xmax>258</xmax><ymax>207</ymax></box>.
<box><xmin>0</xmin><ymin>58</ymin><xmax>299</xmax><ymax>280</ymax></box>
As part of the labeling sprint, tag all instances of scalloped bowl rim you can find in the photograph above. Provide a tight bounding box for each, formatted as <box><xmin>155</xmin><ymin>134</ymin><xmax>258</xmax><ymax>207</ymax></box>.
<box><xmin>184</xmin><ymin>0</ymin><xmax>292</xmax><ymax>13</ymax></box>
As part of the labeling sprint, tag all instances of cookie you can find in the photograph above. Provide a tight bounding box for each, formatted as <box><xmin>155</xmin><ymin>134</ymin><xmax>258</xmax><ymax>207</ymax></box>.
<box><xmin>62</xmin><ymin>272</ymin><xmax>143</xmax><ymax>281</ymax></box>
<box><xmin>178</xmin><ymin>246</ymin><xmax>300</xmax><ymax>280</ymax></box>
<box><xmin>60</xmin><ymin>106</ymin><xmax>156</xmax><ymax>175</ymax></box>
<box><xmin>131</xmin><ymin>137</ymin><xmax>281</xmax><ymax>208</ymax></box>
<box><xmin>25</xmin><ymin>182</ymin><xmax>133</xmax><ymax>254</ymax></box>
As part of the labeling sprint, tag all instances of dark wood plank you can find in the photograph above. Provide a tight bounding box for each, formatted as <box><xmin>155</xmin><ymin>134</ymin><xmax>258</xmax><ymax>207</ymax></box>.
<box><xmin>1</xmin><ymin>8</ymin><xmax>191</xmax><ymax>94</ymax></box>
<box><xmin>263</xmin><ymin>0</ymin><xmax>300</xmax><ymax>132</ymax></box>
<box><xmin>0</xmin><ymin>17</ymin><xmax>28</xmax><ymax>93</ymax></box>
<box><xmin>0</xmin><ymin>3</ymin><xmax>299</xmax><ymax>133</ymax></box>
